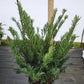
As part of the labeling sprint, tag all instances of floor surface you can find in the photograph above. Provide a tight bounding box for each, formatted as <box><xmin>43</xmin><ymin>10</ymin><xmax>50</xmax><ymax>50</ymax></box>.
<box><xmin>0</xmin><ymin>46</ymin><xmax>84</xmax><ymax>84</ymax></box>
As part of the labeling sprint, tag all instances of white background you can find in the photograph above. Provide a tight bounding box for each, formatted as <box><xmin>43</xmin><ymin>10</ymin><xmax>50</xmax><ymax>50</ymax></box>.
<box><xmin>0</xmin><ymin>0</ymin><xmax>84</xmax><ymax>42</ymax></box>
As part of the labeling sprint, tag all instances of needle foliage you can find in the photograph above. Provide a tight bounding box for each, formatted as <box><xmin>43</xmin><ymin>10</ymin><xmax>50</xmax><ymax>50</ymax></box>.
<box><xmin>7</xmin><ymin>1</ymin><xmax>80</xmax><ymax>84</ymax></box>
<box><xmin>0</xmin><ymin>23</ymin><xmax>4</xmax><ymax>41</ymax></box>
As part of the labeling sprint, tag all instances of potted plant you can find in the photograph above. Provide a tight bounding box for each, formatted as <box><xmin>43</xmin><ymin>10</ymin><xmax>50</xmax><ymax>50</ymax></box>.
<box><xmin>7</xmin><ymin>0</ymin><xmax>80</xmax><ymax>84</ymax></box>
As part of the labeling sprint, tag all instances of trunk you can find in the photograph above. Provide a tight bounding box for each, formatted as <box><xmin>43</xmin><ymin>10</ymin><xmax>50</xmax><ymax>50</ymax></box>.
<box><xmin>48</xmin><ymin>0</ymin><xmax>54</xmax><ymax>46</ymax></box>
<box><xmin>48</xmin><ymin>0</ymin><xmax>54</xmax><ymax>23</ymax></box>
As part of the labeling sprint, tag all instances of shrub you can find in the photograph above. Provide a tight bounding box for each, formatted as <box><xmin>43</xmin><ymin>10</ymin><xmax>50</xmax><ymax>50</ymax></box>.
<box><xmin>7</xmin><ymin>1</ymin><xmax>80</xmax><ymax>84</ymax></box>
<box><xmin>73</xmin><ymin>42</ymin><xmax>81</xmax><ymax>48</ymax></box>
<box><xmin>0</xmin><ymin>23</ymin><xmax>4</xmax><ymax>46</ymax></box>
<box><xmin>1</xmin><ymin>39</ymin><xmax>8</xmax><ymax>46</ymax></box>
<box><xmin>0</xmin><ymin>23</ymin><xmax>4</xmax><ymax>41</ymax></box>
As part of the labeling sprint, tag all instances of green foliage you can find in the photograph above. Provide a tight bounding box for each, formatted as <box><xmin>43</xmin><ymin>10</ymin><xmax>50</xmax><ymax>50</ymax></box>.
<box><xmin>7</xmin><ymin>1</ymin><xmax>80</xmax><ymax>84</ymax></box>
<box><xmin>0</xmin><ymin>39</ymin><xmax>8</xmax><ymax>46</ymax></box>
<box><xmin>73</xmin><ymin>42</ymin><xmax>81</xmax><ymax>48</ymax></box>
<box><xmin>0</xmin><ymin>23</ymin><xmax>4</xmax><ymax>41</ymax></box>
<box><xmin>81</xmin><ymin>43</ymin><xmax>84</xmax><ymax>48</ymax></box>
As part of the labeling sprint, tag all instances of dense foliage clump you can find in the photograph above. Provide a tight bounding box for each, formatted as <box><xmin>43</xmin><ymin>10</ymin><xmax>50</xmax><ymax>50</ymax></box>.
<box><xmin>0</xmin><ymin>23</ymin><xmax>4</xmax><ymax>41</ymax></box>
<box><xmin>8</xmin><ymin>1</ymin><xmax>80</xmax><ymax>84</ymax></box>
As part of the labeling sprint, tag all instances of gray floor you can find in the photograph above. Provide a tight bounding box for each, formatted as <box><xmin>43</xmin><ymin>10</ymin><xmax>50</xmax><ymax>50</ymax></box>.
<box><xmin>0</xmin><ymin>46</ymin><xmax>29</xmax><ymax>84</ymax></box>
<box><xmin>54</xmin><ymin>48</ymin><xmax>84</xmax><ymax>84</ymax></box>
<box><xmin>0</xmin><ymin>46</ymin><xmax>84</xmax><ymax>84</ymax></box>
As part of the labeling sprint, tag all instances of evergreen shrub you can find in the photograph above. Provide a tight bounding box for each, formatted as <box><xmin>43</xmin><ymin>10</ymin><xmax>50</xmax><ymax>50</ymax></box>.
<box><xmin>0</xmin><ymin>23</ymin><xmax>4</xmax><ymax>45</ymax></box>
<box><xmin>73</xmin><ymin>42</ymin><xmax>81</xmax><ymax>48</ymax></box>
<box><xmin>1</xmin><ymin>39</ymin><xmax>8</xmax><ymax>46</ymax></box>
<box><xmin>7</xmin><ymin>0</ymin><xmax>80</xmax><ymax>84</ymax></box>
<box><xmin>0</xmin><ymin>23</ymin><xmax>4</xmax><ymax>40</ymax></box>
